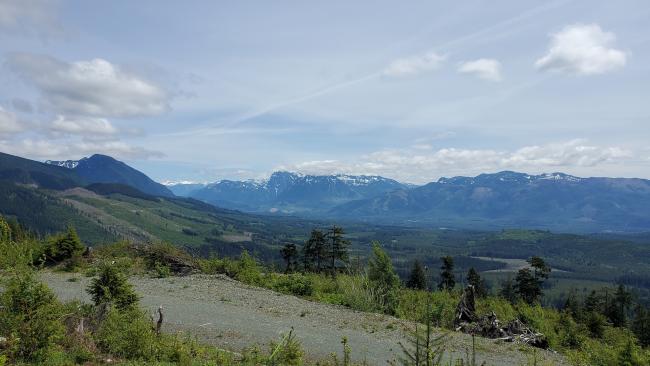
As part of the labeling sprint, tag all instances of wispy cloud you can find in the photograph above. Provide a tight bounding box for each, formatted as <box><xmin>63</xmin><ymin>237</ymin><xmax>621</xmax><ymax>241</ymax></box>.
<box><xmin>535</xmin><ymin>23</ymin><xmax>627</xmax><ymax>75</ymax></box>
<box><xmin>383</xmin><ymin>52</ymin><xmax>446</xmax><ymax>77</ymax></box>
<box><xmin>458</xmin><ymin>58</ymin><xmax>502</xmax><ymax>81</ymax></box>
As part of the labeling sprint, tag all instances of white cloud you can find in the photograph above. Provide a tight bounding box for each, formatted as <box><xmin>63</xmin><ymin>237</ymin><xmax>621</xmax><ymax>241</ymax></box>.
<box><xmin>50</xmin><ymin>115</ymin><xmax>119</xmax><ymax>138</ymax></box>
<box><xmin>7</xmin><ymin>54</ymin><xmax>170</xmax><ymax>117</ymax></box>
<box><xmin>0</xmin><ymin>138</ymin><xmax>163</xmax><ymax>160</ymax></box>
<box><xmin>283</xmin><ymin>140</ymin><xmax>634</xmax><ymax>183</ymax></box>
<box><xmin>0</xmin><ymin>107</ymin><xmax>24</xmax><ymax>134</ymax></box>
<box><xmin>383</xmin><ymin>52</ymin><xmax>446</xmax><ymax>77</ymax></box>
<box><xmin>535</xmin><ymin>24</ymin><xmax>626</xmax><ymax>75</ymax></box>
<box><xmin>458</xmin><ymin>58</ymin><xmax>502</xmax><ymax>81</ymax></box>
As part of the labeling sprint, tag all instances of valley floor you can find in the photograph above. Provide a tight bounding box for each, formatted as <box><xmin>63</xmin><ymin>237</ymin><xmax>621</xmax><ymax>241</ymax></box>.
<box><xmin>42</xmin><ymin>271</ymin><xmax>568</xmax><ymax>366</ymax></box>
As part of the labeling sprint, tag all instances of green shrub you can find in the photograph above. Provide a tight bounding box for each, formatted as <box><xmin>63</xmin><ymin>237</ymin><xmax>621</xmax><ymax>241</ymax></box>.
<box><xmin>87</xmin><ymin>263</ymin><xmax>139</xmax><ymax>310</ymax></box>
<box><xmin>95</xmin><ymin>307</ymin><xmax>159</xmax><ymax>360</ymax></box>
<box><xmin>267</xmin><ymin>329</ymin><xmax>304</xmax><ymax>366</ymax></box>
<box><xmin>42</xmin><ymin>226</ymin><xmax>84</xmax><ymax>264</ymax></box>
<box><xmin>270</xmin><ymin>273</ymin><xmax>314</xmax><ymax>296</ymax></box>
<box><xmin>336</xmin><ymin>273</ymin><xmax>381</xmax><ymax>313</ymax></box>
<box><xmin>0</xmin><ymin>269</ymin><xmax>64</xmax><ymax>362</ymax></box>
<box><xmin>154</xmin><ymin>261</ymin><xmax>172</xmax><ymax>278</ymax></box>
<box><xmin>234</xmin><ymin>251</ymin><xmax>263</xmax><ymax>285</ymax></box>
<box><xmin>395</xmin><ymin>289</ymin><xmax>458</xmax><ymax>328</ymax></box>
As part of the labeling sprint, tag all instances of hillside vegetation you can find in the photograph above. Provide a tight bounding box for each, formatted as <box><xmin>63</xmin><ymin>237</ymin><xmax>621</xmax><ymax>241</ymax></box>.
<box><xmin>2</xmin><ymin>218</ymin><xmax>649</xmax><ymax>365</ymax></box>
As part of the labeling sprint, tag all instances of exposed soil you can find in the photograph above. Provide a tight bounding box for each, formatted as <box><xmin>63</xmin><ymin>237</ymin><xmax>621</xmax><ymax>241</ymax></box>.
<box><xmin>41</xmin><ymin>272</ymin><xmax>568</xmax><ymax>366</ymax></box>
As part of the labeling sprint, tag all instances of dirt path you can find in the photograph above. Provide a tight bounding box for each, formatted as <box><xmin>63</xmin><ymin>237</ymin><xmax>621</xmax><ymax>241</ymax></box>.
<box><xmin>41</xmin><ymin>272</ymin><xmax>567</xmax><ymax>366</ymax></box>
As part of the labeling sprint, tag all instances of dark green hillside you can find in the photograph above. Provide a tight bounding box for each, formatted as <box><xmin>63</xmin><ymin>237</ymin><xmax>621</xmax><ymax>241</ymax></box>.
<box><xmin>0</xmin><ymin>181</ymin><xmax>115</xmax><ymax>243</ymax></box>
<box><xmin>0</xmin><ymin>151</ymin><xmax>83</xmax><ymax>189</ymax></box>
<box><xmin>71</xmin><ymin>154</ymin><xmax>174</xmax><ymax>197</ymax></box>
<box><xmin>85</xmin><ymin>182</ymin><xmax>159</xmax><ymax>201</ymax></box>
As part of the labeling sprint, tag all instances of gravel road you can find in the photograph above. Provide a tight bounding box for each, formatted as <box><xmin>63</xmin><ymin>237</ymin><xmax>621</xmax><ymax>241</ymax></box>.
<box><xmin>42</xmin><ymin>272</ymin><xmax>567</xmax><ymax>366</ymax></box>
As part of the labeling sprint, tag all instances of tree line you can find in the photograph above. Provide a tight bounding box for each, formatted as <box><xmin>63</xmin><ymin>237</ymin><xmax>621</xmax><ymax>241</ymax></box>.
<box><xmin>281</xmin><ymin>226</ymin><xmax>350</xmax><ymax>275</ymax></box>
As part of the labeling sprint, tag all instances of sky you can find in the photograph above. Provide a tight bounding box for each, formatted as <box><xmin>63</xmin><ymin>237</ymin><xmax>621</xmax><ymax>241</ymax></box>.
<box><xmin>0</xmin><ymin>0</ymin><xmax>649</xmax><ymax>184</ymax></box>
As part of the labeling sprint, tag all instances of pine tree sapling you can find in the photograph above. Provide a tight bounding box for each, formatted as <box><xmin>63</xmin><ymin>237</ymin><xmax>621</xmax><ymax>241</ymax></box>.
<box><xmin>368</xmin><ymin>242</ymin><xmax>401</xmax><ymax>314</ymax></box>
<box><xmin>87</xmin><ymin>263</ymin><xmax>139</xmax><ymax>310</ymax></box>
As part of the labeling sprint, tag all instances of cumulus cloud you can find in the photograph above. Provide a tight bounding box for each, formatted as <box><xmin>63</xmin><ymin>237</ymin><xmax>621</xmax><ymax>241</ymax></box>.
<box><xmin>0</xmin><ymin>138</ymin><xmax>163</xmax><ymax>160</ymax></box>
<box><xmin>458</xmin><ymin>58</ymin><xmax>502</xmax><ymax>81</ymax></box>
<box><xmin>535</xmin><ymin>24</ymin><xmax>626</xmax><ymax>75</ymax></box>
<box><xmin>7</xmin><ymin>54</ymin><xmax>170</xmax><ymax>117</ymax></box>
<box><xmin>283</xmin><ymin>140</ymin><xmax>633</xmax><ymax>183</ymax></box>
<box><xmin>0</xmin><ymin>107</ymin><xmax>24</xmax><ymax>134</ymax></box>
<box><xmin>50</xmin><ymin>115</ymin><xmax>119</xmax><ymax>138</ymax></box>
<box><xmin>383</xmin><ymin>52</ymin><xmax>446</xmax><ymax>77</ymax></box>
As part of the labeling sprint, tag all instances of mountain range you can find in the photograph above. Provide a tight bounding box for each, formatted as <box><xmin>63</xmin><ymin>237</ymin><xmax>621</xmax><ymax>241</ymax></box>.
<box><xmin>167</xmin><ymin>171</ymin><xmax>408</xmax><ymax>214</ymax></box>
<box><xmin>170</xmin><ymin>170</ymin><xmax>650</xmax><ymax>233</ymax></box>
<box><xmin>330</xmin><ymin>171</ymin><xmax>650</xmax><ymax>232</ymax></box>
<box><xmin>2</xmin><ymin>150</ymin><xmax>650</xmax><ymax>233</ymax></box>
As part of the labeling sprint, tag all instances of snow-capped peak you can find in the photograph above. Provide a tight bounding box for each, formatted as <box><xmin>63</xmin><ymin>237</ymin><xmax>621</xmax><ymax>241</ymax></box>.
<box><xmin>45</xmin><ymin>159</ymin><xmax>79</xmax><ymax>169</ymax></box>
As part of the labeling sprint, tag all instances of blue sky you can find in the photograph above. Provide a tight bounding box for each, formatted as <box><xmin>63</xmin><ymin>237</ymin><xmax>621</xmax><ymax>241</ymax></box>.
<box><xmin>0</xmin><ymin>0</ymin><xmax>649</xmax><ymax>183</ymax></box>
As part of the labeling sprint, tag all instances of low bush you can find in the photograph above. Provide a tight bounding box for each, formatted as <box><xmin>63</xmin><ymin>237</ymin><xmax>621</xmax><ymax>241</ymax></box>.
<box><xmin>269</xmin><ymin>273</ymin><xmax>314</xmax><ymax>297</ymax></box>
<box><xmin>95</xmin><ymin>307</ymin><xmax>159</xmax><ymax>361</ymax></box>
<box><xmin>0</xmin><ymin>269</ymin><xmax>65</xmax><ymax>362</ymax></box>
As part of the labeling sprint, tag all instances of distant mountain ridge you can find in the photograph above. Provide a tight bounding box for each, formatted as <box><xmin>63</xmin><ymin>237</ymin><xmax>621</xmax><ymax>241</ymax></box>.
<box><xmin>173</xmin><ymin>171</ymin><xmax>408</xmax><ymax>214</ymax></box>
<box><xmin>330</xmin><ymin>170</ymin><xmax>650</xmax><ymax>233</ymax></box>
<box><xmin>45</xmin><ymin>154</ymin><xmax>174</xmax><ymax>197</ymax></box>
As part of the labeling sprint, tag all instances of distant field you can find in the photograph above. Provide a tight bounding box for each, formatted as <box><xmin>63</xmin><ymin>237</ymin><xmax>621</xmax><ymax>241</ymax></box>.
<box><xmin>472</xmin><ymin>256</ymin><xmax>569</xmax><ymax>273</ymax></box>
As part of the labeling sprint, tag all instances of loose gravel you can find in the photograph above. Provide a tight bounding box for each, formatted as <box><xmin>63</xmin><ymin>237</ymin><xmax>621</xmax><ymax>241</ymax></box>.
<box><xmin>42</xmin><ymin>272</ymin><xmax>568</xmax><ymax>366</ymax></box>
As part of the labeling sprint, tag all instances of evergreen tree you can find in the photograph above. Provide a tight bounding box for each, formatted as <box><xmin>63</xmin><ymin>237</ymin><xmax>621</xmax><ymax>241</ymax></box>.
<box><xmin>515</xmin><ymin>257</ymin><xmax>550</xmax><ymax>304</ymax></box>
<box><xmin>632</xmin><ymin>303</ymin><xmax>650</xmax><ymax>347</ymax></box>
<box><xmin>390</xmin><ymin>303</ymin><xmax>446</xmax><ymax>366</ymax></box>
<box><xmin>563</xmin><ymin>290</ymin><xmax>583</xmax><ymax>321</ymax></box>
<box><xmin>466</xmin><ymin>268</ymin><xmax>487</xmax><ymax>298</ymax></box>
<box><xmin>303</xmin><ymin>229</ymin><xmax>326</xmax><ymax>272</ymax></box>
<box><xmin>528</xmin><ymin>256</ymin><xmax>551</xmax><ymax>282</ymax></box>
<box><xmin>607</xmin><ymin>284</ymin><xmax>632</xmax><ymax>327</ymax></box>
<box><xmin>514</xmin><ymin>268</ymin><xmax>541</xmax><ymax>304</ymax></box>
<box><xmin>44</xmin><ymin>226</ymin><xmax>84</xmax><ymax>263</ymax></box>
<box><xmin>499</xmin><ymin>276</ymin><xmax>517</xmax><ymax>304</ymax></box>
<box><xmin>438</xmin><ymin>256</ymin><xmax>455</xmax><ymax>291</ymax></box>
<box><xmin>585</xmin><ymin>310</ymin><xmax>606</xmax><ymax>338</ymax></box>
<box><xmin>584</xmin><ymin>290</ymin><xmax>602</xmax><ymax>313</ymax></box>
<box><xmin>87</xmin><ymin>263</ymin><xmax>139</xmax><ymax>310</ymax></box>
<box><xmin>406</xmin><ymin>260</ymin><xmax>427</xmax><ymax>290</ymax></box>
<box><xmin>326</xmin><ymin>226</ymin><xmax>349</xmax><ymax>275</ymax></box>
<box><xmin>367</xmin><ymin>242</ymin><xmax>401</xmax><ymax>314</ymax></box>
<box><xmin>280</xmin><ymin>243</ymin><xmax>298</xmax><ymax>273</ymax></box>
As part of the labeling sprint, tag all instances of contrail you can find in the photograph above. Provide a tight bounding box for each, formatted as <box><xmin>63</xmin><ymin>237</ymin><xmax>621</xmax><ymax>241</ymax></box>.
<box><xmin>160</xmin><ymin>0</ymin><xmax>568</xmax><ymax>138</ymax></box>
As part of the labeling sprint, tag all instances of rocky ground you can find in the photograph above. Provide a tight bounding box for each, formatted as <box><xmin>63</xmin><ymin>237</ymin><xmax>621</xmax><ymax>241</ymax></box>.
<box><xmin>42</xmin><ymin>272</ymin><xmax>568</xmax><ymax>366</ymax></box>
